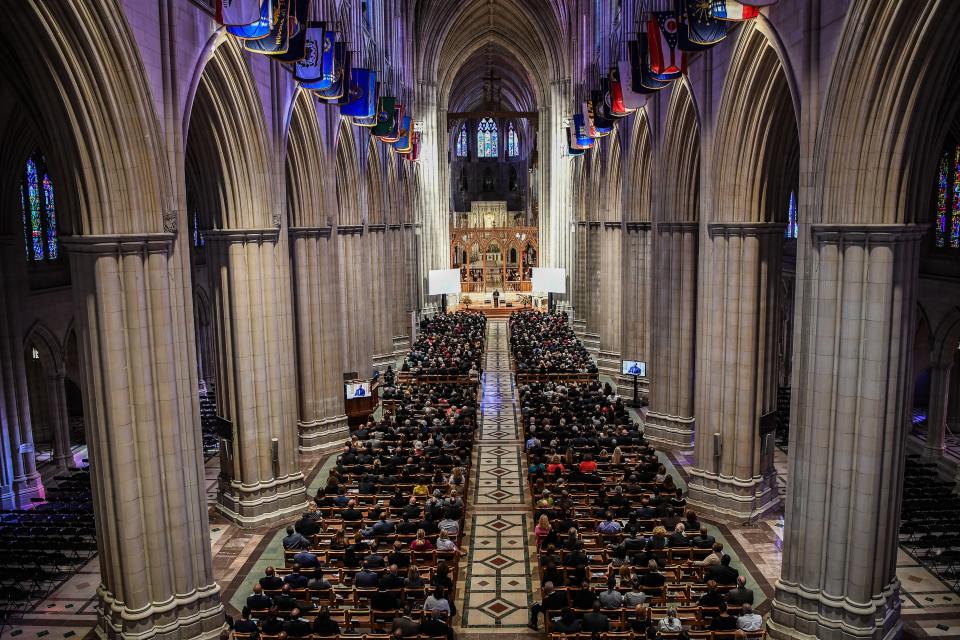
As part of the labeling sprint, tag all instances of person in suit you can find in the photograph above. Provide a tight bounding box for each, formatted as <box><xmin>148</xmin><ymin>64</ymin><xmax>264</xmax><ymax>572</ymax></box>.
<box><xmin>691</xmin><ymin>527</ymin><xmax>715</xmax><ymax>549</ymax></box>
<box><xmin>307</xmin><ymin>569</ymin><xmax>332</xmax><ymax>591</ymax></box>
<box><xmin>705</xmin><ymin>554</ymin><xmax>740</xmax><ymax>585</ymax></box>
<box><xmin>233</xmin><ymin>607</ymin><xmax>259</xmax><ymax>636</ymax></box>
<box><xmin>698</xmin><ymin>580</ymin><xmax>725</xmax><ymax>610</ymax></box>
<box><xmin>528</xmin><ymin>581</ymin><xmax>569</xmax><ymax>630</ymax></box>
<box><xmin>283</xmin><ymin>608</ymin><xmax>312</xmax><ymax>638</ymax></box>
<box><xmin>639</xmin><ymin>559</ymin><xmax>666</xmax><ymax>589</ymax></box>
<box><xmin>282</xmin><ymin>526</ymin><xmax>310</xmax><ymax>550</ymax></box>
<box><xmin>272</xmin><ymin>585</ymin><xmax>300</xmax><ymax>612</ymax></box>
<box><xmin>667</xmin><ymin>523</ymin><xmax>688</xmax><ymax>547</ymax></box>
<box><xmin>340</xmin><ymin>499</ymin><xmax>364</xmax><ymax>521</ymax></box>
<box><xmin>571</xmin><ymin>580</ymin><xmax>596</xmax><ymax>609</ymax></box>
<box><xmin>258</xmin><ymin>567</ymin><xmax>284</xmax><ymax>591</ymax></box>
<box><xmin>246</xmin><ymin>584</ymin><xmax>273</xmax><ymax>611</ymax></box>
<box><xmin>598</xmin><ymin>578</ymin><xmax>623</xmax><ymax>608</ymax></box>
<box><xmin>294</xmin><ymin>512</ymin><xmax>321</xmax><ymax>537</ymax></box>
<box><xmin>312</xmin><ymin>607</ymin><xmax>341</xmax><ymax>636</ymax></box>
<box><xmin>283</xmin><ymin>564</ymin><xmax>308</xmax><ymax>588</ymax></box>
<box><xmin>551</xmin><ymin>608</ymin><xmax>583</xmax><ymax>633</ymax></box>
<box><xmin>371</xmin><ymin>585</ymin><xmax>402</xmax><ymax>611</ymax></box>
<box><xmin>390</xmin><ymin>607</ymin><xmax>420</xmax><ymax>637</ymax></box>
<box><xmin>354</xmin><ymin>561</ymin><xmax>381</xmax><ymax>588</ymax></box>
<box><xmin>380</xmin><ymin>563</ymin><xmax>406</xmax><ymax>589</ymax></box>
<box><xmin>581</xmin><ymin>601</ymin><xmax>611</xmax><ymax>633</ymax></box>
<box><xmin>708</xmin><ymin>602</ymin><xmax>738</xmax><ymax>631</ymax></box>
<box><xmin>724</xmin><ymin>576</ymin><xmax>755</xmax><ymax>606</ymax></box>
<box><xmin>420</xmin><ymin>609</ymin><xmax>454</xmax><ymax>640</ymax></box>
<box><xmin>292</xmin><ymin>549</ymin><xmax>320</xmax><ymax>569</ymax></box>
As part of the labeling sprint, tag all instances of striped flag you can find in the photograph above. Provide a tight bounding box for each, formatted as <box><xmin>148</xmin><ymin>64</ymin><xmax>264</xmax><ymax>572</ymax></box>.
<box><xmin>647</xmin><ymin>12</ymin><xmax>685</xmax><ymax>75</ymax></box>
<box><xmin>709</xmin><ymin>1</ymin><xmax>761</xmax><ymax>20</ymax></box>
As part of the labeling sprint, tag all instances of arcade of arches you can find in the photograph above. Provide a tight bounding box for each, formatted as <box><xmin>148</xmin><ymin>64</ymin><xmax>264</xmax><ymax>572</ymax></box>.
<box><xmin>0</xmin><ymin>2</ymin><xmax>959</xmax><ymax>640</ymax></box>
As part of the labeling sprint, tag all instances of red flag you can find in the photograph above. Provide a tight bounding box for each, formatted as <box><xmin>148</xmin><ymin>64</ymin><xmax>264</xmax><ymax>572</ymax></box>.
<box><xmin>647</xmin><ymin>12</ymin><xmax>685</xmax><ymax>75</ymax></box>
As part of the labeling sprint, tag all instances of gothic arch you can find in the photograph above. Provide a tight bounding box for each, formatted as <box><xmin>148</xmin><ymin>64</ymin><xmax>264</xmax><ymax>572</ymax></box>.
<box><xmin>0</xmin><ymin>2</ymin><xmax>170</xmax><ymax>235</ymax></box>
<box><xmin>815</xmin><ymin>0</ymin><xmax>960</xmax><ymax>225</ymax></box>
<box><xmin>286</xmin><ymin>90</ymin><xmax>331</xmax><ymax>229</ymax></box>
<box><xmin>185</xmin><ymin>38</ymin><xmax>272</xmax><ymax>231</ymax></box>
<box><xmin>335</xmin><ymin>121</ymin><xmax>362</xmax><ymax>226</ymax></box>
<box><xmin>624</xmin><ymin>109</ymin><xmax>653</xmax><ymax>223</ymax></box>
<box><xmin>931</xmin><ymin>307</ymin><xmax>960</xmax><ymax>367</ymax></box>
<box><xmin>603</xmin><ymin>131</ymin><xmax>623</xmax><ymax>223</ymax></box>
<box><xmin>23</xmin><ymin>321</ymin><xmax>64</xmax><ymax>378</ymax></box>
<box><xmin>366</xmin><ymin>139</ymin><xmax>385</xmax><ymax>226</ymax></box>
<box><xmin>660</xmin><ymin>79</ymin><xmax>701</xmax><ymax>223</ymax></box>
<box><xmin>712</xmin><ymin>22</ymin><xmax>800</xmax><ymax>224</ymax></box>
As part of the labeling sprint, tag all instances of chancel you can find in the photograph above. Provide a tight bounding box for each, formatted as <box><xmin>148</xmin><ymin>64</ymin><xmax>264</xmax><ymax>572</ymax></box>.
<box><xmin>0</xmin><ymin>1</ymin><xmax>958</xmax><ymax>640</ymax></box>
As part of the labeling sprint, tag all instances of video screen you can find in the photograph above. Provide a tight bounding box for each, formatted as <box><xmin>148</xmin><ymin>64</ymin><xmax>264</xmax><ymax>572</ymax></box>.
<box><xmin>345</xmin><ymin>381</ymin><xmax>371</xmax><ymax>399</ymax></box>
<box><xmin>622</xmin><ymin>360</ymin><xmax>646</xmax><ymax>377</ymax></box>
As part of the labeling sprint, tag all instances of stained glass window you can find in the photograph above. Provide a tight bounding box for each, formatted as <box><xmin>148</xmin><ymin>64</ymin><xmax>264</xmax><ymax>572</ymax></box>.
<box><xmin>477</xmin><ymin>118</ymin><xmax>498</xmax><ymax>158</ymax></box>
<box><xmin>507</xmin><ymin>122</ymin><xmax>519</xmax><ymax>157</ymax></box>
<box><xmin>193</xmin><ymin>211</ymin><xmax>205</xmax><ymax>247</ymax></box>
<box><xmin>20</xmin><ymin>152</ymin><xmax>58</xmax><ymax>262</ymax></box>
<box><xmin>934</xmin><ymin>143</ymin><xmax>960</xmax><ymax>249</ymax></box>
<box><xmin>456</xmin><ymin>124</ymin><xmax>468</xmax><ymax>157</ymax></box>
<box><xmin>785</xmin><ymin>191</ymin><xmax>798</xmax><ymax>239</ymax></box>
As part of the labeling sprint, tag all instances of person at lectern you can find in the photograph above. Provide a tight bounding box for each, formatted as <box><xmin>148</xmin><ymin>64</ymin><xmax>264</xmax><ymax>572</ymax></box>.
<box><xmin>493</xmin><ymin>289</ymin><xmax>500</xmax><ymax>308</ymax></box>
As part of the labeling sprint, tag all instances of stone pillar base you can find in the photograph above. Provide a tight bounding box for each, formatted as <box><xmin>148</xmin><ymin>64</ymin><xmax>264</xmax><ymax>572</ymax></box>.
<box><xmin>96</xmin><ymin>583</ymin><xmax>224</xmax><ymax>640</ymax></box>
<box><xmin>597</xmin><ymin>351</ymin><xmax>622</xmax><ymax>380</ymax></box>
<box><xmin>298</xmin><ymin>416</ymin><xmax>350</xmax><ymax>453</ymax></box>
<box><xmin>769</xmin><ymin>577</ymin><xmax>902</xmax><ymax>640</ymax></box>
<box><xmin>216</xmin><ymin>473</ymin><xmax>308</xmax><ymax>527</ymax></box>
<box><xmin>686</xmin><ymin>468</ymin><xmax>779</xmax><ymax>520</ymax></box>
<box><xmin>643</xmin><ymin>411</ymin><xmax>694</xmax><ymax>449</ymax></box>
<box><xmin>12</xmin><ymin>471</ymin><xmax>44</xmax><ymax>507</ymax></box>
<box><xmin>372</xmin><ymin>353</ymin><xmax>397</xmax><ymax>371</ymax></box>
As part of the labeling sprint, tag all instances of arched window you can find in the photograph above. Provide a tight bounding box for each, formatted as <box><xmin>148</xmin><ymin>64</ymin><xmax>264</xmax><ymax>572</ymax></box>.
<box><xmin>20</xmin><ymin>151</ymin><xmax>58</xmax><ymax>261</ymax></box>
<box><xmin>477</xmin><ymin>118</ymin><xmax>498</xmax><ymax>158</ymax></box>
<box><xmin>456</xmin><ymin>124</ymin><xmax>468</xmax><ymax>157</ymax></box>
<box><xmin>193</xmin><ymin>211</ymin><xmax>205</xmax><ymax>247</ymax></box>
<box><xmin>935</xmin><ymin>143</ymin><xmax>960</xmax><ymax>249</ymax></box>
<box><xmin>785</xmin><ymin>191</ymin><xmax>798</xmax><ymax>239</ymax></box>
<box><xmin>507</xmin><ymin>122</ymin><xmax>519</xmax><ymax>157</ymax></box>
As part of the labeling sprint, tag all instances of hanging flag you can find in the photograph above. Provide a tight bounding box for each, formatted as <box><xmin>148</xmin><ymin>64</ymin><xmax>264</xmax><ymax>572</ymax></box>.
<box><xmin>581</xmin><ymin>101</ymin><xmax>600</xmax><ymax>138</ymax></box>
<box><xmin>372</xmin><ymin>96</ymin><xmax>397</xmax><ymax>136</ymax></box>
<box><xmin>243</xmin><ymin>0</ymin><xmax>291</xmax><ymax>54</ymax></box>
<box><xmin>216</xmin><ymin>0</ymin><xmax>262</xmax><ymax>26</ymax></box>
<box><xmin>612</xmin><ymin>62</ymin><xmax>643</xmax><ymax>110</ymax></box>
<box><xmin>226</xmin><ymin>0</ymin><xmax>276</xmax><ymax>39</ymax></box>
<box><xmin>629</xmin><ymin>38</ymin><xmax>673</xmax><ymax>93</ymax></box>
<box><xmin>591</xmin><ymin>90</ymin><xmax>615</xmax><ymax>133</ymax></box>
<box><xmin>572</xmin><ymin>114</ymin><xmax>594</xmax><ymax>148</ymax></box>
<box><xmin>709</xmin><ymin>0</ymin><xmax>760</xmax><ymax>20</ymax></box>
<box><xmin>738</xmin><ymin>0</ymin><xmax>777</xmax><ymax>5</ymax></box>
<box><xmin>314</xmin><ymin>43</ymin><xmax>348</xmax><ymax>100</ymax></box>
<box><xmin>341</xmin><ymin>69</ymin><xmax>377</xmax><ymax>118</ymax></box>
<box><xmin>409</xmin><ymin>133</ymin><xmax>421</xmax><ymax>161</ymax></box>
<box><xmin>567</xmin><ymin>128</ymin><xmax>585</xmax><ymax>156</ymax></box>
<box><xmin>681</xmin><ymin>0</ymin><xmax>731</xmax><ymax>45</ymax></box>
<box><xmin>264</xmin><ymin>0</ymin><xmax>311</xmax><ymax>61</ymax></box>
<box><xmin>380</xmin><ymin>104</ymin><xmax>404</xmax><ymax>142</ymax></box>
<box><xmin>393</xmin><ymin>116</ymin><xmax>414</xmax><ymax>153</ymax></box>
<box><xmin>292</xmin><ymin>22</ymin><xmax>325</xmax><ymax>83</ymax></box>
<box><xmin>606</xmin><ymin>71</ymin><xmax>634</xmax><ymax>117</ymax></box>
<box><xmin>648</xmin><ymin>11</ymin><xmax>686</xmax><ymax>75</ymax></box>
<box><xmin>298</xmin><ymin>29</ymin><xmax>337</xmax><ymax>90</ymax></box>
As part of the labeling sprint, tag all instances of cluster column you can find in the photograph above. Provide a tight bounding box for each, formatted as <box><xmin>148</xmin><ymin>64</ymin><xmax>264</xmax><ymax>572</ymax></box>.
<box><xmin>205</xmin><ymin>229</ymin><xmax>306</xmax><ymax>526</ymax></box>
<box><xmin>645</xmin><ymin>222</ymin><xmax>698</xmax><ymax>448</ymax></box>
<box><xmin>64</xmin><ymin>234</ymin><xmax>223</xmax><ymax>640</ymax></box>
<box><xmin>688</xmin><ymin>222</ymin><xmax>783</xmax><ymax>519</ymax></box>
<box><xmin>923</xmin><ymin>362</ymin><xmax>952</xmax><ymax>460</ymax></box>
<box><xmin>289</xmin><ymin>227</ymin><xmax>349</xmax><ymax>453</ymax></box>
<box><xmin>769</xmin><ymin>224</ymin><xmax>923</xmax><ymax>640</ymax></box>
<box><xmin>0</xmin><ymin>237</ymin><xmax>42</xmax><ymax>506</ymax></box>
<box><xmin>45</xmin><ymin>368</ymin><xmax>74</xmax><ymax>470</ymax></box>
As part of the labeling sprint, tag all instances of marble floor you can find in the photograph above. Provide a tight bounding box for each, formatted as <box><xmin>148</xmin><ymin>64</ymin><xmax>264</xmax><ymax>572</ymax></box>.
<box><xmin>456</xmin><ymin>319</ymin><xmax>538</xmax><ymax>633</ymax></box>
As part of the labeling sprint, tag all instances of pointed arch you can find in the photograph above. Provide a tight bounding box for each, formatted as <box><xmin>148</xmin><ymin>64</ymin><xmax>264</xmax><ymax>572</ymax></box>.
<box><xmin>286</xmin><ymin>90</ymin><xmax>330</xmax><ymax>229</ymax></box>
<box><xmin>0</xmin><ymin>2</ymin><xmax>170</xmax><ymax>236</ymax></box>
<box><xmin>23</xmin><ymin>321</ymin><xmax>64</xmax><ymax>378</ymax></box>
<box><xmin>815</xmin><ymin>0</ymin><xmax>960</xmax><ymax>225</ymax></box>
<box><xmin>335</xmin><ymin>120</ymin><xmax>362</xmax><ymax>226</ymax></box>
<box><xmin>602</xmin><ymin>131</ymin><xmax>623</xmax><ymax>223</ymax></box>
<box><xmin>712</xmin><ymin>22</ymin><xmax>800</xmax><ymax>224</ymax></box>
<box><xmin>660</xmin><ymin>79</ymin><xmax>701</xmax><ymax>223</ymax></box>
<box><xmin>185</xmin><ymin>38</ymin><xmax>271</xmax><ymax>231</ymax></box>
<box><xmin>624</xmin><ymin>109</ymin><xmax>653</xmax><ymax>223</ymax></box>
<box><xmin>366</xmin><ymin>139</ymin><xmax>385</xmax><ymax>226</ymax></box>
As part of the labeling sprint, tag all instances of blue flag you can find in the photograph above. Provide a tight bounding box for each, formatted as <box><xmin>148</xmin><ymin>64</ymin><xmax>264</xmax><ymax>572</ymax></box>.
<box><xmin>393</xmin><ymin>116</ymin><xmax>413</xmax><ymax>153</ymax></box>
<box><xmin>293</xmin><ymin>22</ymin><xmax>325</xmax><ymax>83</ymax></box>
<box><xmin>340</xmin><ymin>68</ymin><xmax>377</xmax><ymax>118</ymax></box>
<box><xmin>226</xmin><ymin>0</ymin><xmax>276</xmax><ymax>39</ymax></box>
<box><xmin>680</xmin><ymin>0</ymin><xmax>731</xmax><ymax>45</ymax></box>
<box><xmin>314</xmin><ymin>44</ymin><xmax>348</xmax><ymax>100</ymax></box>
<box><xmin>243</xmin><ymin>0</ymin><xmax>291</xmax><ymax>54</ymax></box>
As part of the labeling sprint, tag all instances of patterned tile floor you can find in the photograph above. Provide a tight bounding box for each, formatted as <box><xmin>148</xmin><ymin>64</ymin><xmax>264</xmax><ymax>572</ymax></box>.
<box><xmin>456</xmin><ymin>319</ymin><xmax>537</xmax><ymax>631</ymax></box>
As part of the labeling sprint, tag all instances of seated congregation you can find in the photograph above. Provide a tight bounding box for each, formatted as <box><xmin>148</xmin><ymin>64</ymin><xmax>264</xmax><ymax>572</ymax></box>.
<box><xmin>516</xmin><ymin>314</ymin><xmax>765</xmax><ymax>639</ymax></box>
<box><xmin>232</xmin><ymin>313</ymin><xmax>484</xmax><ymax>640</ymax></box>
<box><xmin>400</xmin><ymin>311</ymin><xmax>486</xmax><ymax>377</ymax></box>
<box><xmin>510</xmin><ymin>310</ymin><xmax>598</xmax><ymax>375</ymax></box>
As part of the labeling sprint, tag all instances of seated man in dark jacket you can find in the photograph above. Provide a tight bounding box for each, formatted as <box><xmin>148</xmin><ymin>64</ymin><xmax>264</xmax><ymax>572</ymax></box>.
<box><xmin>283</xmin><ymin>608</ymin><xmax>312</xmax><ymax>638</ymax></box>
<box><xmin>705</xmin><ymin>554</ymin><xmax>740</xmax><ymax>585</ymax></box>
<box><xmin>581</xmin><ymin>602</ymin><xmax>610</xmax><ymax>633</ymax></box>
<box><xmin>419</xmin><ymin>609</ymin><xmax>454</xmax><ymax>640</ymax></box>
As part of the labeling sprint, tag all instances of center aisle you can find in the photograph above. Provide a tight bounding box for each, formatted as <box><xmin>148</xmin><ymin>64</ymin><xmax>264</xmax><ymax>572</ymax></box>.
<box><xmin>456</xmin><ymin>318</ymin><xmax>537</xmax><ymax>631</ymax></box>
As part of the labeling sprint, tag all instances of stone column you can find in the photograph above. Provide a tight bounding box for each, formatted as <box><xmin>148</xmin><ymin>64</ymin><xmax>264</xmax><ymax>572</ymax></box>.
<box><xmin>45</xmin><ymin>371</ymin><xmax>74</xmax><ymax>470</ymax></box>
<box><xmin>949</xmin><ymin>349</ymin><xmax>960</xmax><ymax>431</ymax></box>
<box><xmin>0</xmin><ymin>237</ymin><xmax>42</xmax><ymax>506</ymax></box>
<box><xmin>619</xmin><ymin>223</ymin><xmax>652</xmax><ymax>399</ymax></box>
<box><xmin>289</xmin><ymin>228</ymin><xmax>349</xmax><ymax>453</ymax></box>
<box><xmin>645</xmin><ymin>222</ymin><xmax>698</xmax><ymax>448</ymax></box>
<box><xmin>205</xmin><ymin>229</ymin><xmax>306</xmax><ymax>526</ymax></box>
<box><xmin>924</xmin><ymin>363</ymin><xmax>952</xmax><ymax>459</ymax></box>
<box><xmin>64</xmin><ymin>234</ymin><xmax>223</xmax><ymax>640</ymax></box>
<box><xmin>598</xmin><ymin>222</ymin><xmax>623</xmax><ymax>377</ymax></box>
<box><xmin>688</xmin><ymin>222</ymin><xmax>784</xmax><ymax>519</ymax></box>
<box><xmin>769</xmin><ymin>224</ymin><xmax>924</xmax><ymax>640</ymax></box>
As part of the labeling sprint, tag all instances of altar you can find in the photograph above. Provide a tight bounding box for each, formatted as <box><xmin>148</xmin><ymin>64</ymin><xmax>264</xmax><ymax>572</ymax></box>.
<box><xmin>450</xmin><ymin>201</ymin><xmax>539</xmax><ymax>295</ymax></box>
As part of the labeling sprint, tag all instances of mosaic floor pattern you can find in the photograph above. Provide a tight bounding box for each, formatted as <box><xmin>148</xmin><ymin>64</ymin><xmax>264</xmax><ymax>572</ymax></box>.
<box><xmin>457</xmin><ymin>319</ymin><xmax>537</xmax><ymax>630</ymax></box>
